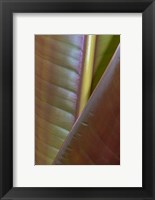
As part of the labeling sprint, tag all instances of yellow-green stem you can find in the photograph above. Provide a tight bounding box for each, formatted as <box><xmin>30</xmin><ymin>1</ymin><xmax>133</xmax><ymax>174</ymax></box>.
<box><xmin>78</xmin><ymin>35</ymin><xmax>96</xmax><ymax>115</ymax></box>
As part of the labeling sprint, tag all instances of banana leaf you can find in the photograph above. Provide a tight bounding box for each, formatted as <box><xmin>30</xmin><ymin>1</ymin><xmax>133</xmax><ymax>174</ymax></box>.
<box><xmin>53</xmin><ymin>45</ymin><xmax>120</xmax><ymax>165</ymax></box>
<box><xmin>35</xmin><ymin>35</ymin><xmax>86</xmax><ymax>164</ymax></box>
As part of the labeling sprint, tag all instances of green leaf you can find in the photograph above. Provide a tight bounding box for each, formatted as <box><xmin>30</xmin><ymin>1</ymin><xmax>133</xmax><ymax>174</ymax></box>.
<box><xmin>91</xmin><ymin>35</ymin><xmax>120</xmax><ymax>92</ymax></box>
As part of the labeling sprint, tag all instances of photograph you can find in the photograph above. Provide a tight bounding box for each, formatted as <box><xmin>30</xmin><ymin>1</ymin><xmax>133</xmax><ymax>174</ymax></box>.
<box><xmin>35</xmin><ymin>34</ymin><xmax>120</xmax><ymax>165</ymax></box>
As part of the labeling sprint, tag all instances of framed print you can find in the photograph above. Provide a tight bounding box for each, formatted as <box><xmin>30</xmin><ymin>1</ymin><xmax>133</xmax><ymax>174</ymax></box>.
<box><xmin>0</xmin><ymin>0</ymin><xmax>155</xmax><ymax>199</ymax></box>
<box><xmin>14</xmin><ymin>14</ymin><xmax>141</xmax><ymax>188</ymax></box>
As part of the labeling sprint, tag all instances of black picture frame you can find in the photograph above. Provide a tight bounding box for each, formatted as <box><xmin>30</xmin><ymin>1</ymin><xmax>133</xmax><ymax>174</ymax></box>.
<box><xmin>0</xmin><ymin>0</ymin><xmax>155</xmax><ymax>199</ymax></box>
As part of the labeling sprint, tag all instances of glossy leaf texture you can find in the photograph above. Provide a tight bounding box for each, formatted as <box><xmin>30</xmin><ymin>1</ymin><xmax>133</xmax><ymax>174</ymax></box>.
<box><xmin>54</xmin><ymin>45</ymin><xmax>120</xmax><ymax>165</ymax></box>
<box><xmin>35</xmin><ymin>35</ymin><xmax>86</xmax><ymax>164</ymax></box>
<box><xmin>91</xmin><ymin>35</ymin><xmax>120</xmax><ymax>92</ymax></box>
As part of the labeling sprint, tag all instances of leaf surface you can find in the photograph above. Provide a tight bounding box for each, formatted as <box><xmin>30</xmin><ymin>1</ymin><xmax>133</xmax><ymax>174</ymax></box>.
<box><xmin>35</xmin><ymin>35</ymin><xmax>86</xmax><ymax>164</ymax></box>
